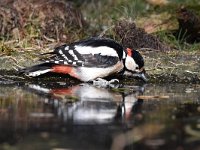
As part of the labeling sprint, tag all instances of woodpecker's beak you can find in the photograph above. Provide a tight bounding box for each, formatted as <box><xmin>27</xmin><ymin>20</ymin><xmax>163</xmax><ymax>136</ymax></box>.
<box><xmin>132</xmin><ymin>68</ymin><xmax>148</xmax><ymax>82</ymax></box>
<box><xmin>137</xmin><ymin>72</ymin><xmax>148</xmax><ymax>82</ymax></box>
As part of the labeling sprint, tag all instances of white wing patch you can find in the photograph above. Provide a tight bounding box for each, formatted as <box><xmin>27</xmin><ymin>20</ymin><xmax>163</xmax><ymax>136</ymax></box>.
<box><xmin>68</xmin><ymin>50</ymin><xmax>78</xmax><ymax>60</ymax></box>
<box><xmin>74</xmin><ymin>46</ymin><xmax>118</xmax><ymax>57</ymax></box>
<box><xmin>122</xmin><ymin>50</ymin><xmax>126</xmax><ymax>59</ymax></box>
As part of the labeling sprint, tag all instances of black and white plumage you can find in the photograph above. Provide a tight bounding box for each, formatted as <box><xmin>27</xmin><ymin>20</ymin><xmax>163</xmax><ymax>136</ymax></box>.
<box><xmin>21</xmin><ymin>37</ymin><xmax>146</xmax><ymax>82</ymax></box>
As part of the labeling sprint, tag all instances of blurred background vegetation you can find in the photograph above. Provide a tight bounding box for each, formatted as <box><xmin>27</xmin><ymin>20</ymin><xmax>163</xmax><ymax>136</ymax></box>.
<box><xmin>0</xmin><ymin>0</ymin><xmax>200</xmax><ymax>58</ymax></box>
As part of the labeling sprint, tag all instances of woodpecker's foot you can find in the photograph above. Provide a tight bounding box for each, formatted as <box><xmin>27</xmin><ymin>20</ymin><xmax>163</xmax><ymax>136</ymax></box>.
<box><xmin>92</xmin><ymin>78</ymin><xmax>119</xmax><ymax>88</ymax></box>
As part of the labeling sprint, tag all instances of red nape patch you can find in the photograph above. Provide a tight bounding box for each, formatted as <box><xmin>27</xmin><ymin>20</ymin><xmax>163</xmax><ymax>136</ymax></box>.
<box><xmin>126</xmin><ymin>48</ymin><xmax>132</xmax><ymax>56</ymax></box>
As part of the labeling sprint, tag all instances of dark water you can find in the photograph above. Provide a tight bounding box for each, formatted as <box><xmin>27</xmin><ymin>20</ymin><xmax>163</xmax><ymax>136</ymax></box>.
<box><xmin>0</xmin><ymin>81</ymin><xmax>200</xmax><ymax>150</ymax></box>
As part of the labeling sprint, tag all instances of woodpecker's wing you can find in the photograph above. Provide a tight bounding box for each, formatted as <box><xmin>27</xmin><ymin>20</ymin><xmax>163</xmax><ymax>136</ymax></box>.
<box><xmin>44</xmin><ymin>38</ymin><xmax>124</xmax><ymax>68</ymax></box>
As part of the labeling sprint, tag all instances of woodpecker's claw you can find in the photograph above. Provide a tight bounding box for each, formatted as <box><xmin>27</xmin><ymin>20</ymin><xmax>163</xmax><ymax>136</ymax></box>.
<box><xmin>109</xmin><ymin>79</ymin><xmax>119</xmax><ymax>85</ymax></box>
<box><xmin>92</xmin><ymin>78</ymin><xmax>119</xmax><ymax>88</ymax></box>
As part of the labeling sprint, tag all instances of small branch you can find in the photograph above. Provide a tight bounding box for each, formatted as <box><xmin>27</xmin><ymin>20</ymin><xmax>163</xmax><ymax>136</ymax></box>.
<box><xmin>99</xmin><ymin>25</ymin><xmax>114</xmax><ymax>37</ymax></box>
<box><xmin>0</xmin><ymin>53</ymin><xmax>6</xmax><ymax>57</ymax></box>
<box><xmin>185</xmin><ymin>70</ymin><xmax>199</xmax><ymax>74</ymax></box>
<box><xmin>137</xmin><ymin>48</ymin><xmax>160</xmax><ymax>52</ymax></box>
<box><xmin>5</xmin><ymin>56</ymin><xmax>19</xmax><ymax>64</ymax></box>
<box><xmin>43</xmin><ymin>35</ymin><xmax>56</xmax><ymax>42</ymax></box>
<box><xmin>137</xmin><ymin>95</ymin><xmax>169</xmax><ymax>100</ymax></box>
<box><xmin>169</xmin><ymin>61</ymin><xmax>192</xmax><ymax>67</ymax></box>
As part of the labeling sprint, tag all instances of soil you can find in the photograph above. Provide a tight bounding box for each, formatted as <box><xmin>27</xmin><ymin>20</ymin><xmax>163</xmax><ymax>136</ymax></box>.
<box><xmin>114</xmin><ymin>20</ymin><xmax>171</xmax><ymax>51</ymax></box>
<box><xmin>0</xmin><ymin>0</ymin><xmax>86</xmax><ymax>41</ymax></box>
<box><xmin>175</xmin><ymin>7</ymin><xmax>200</xmax><ymax>43</ymax></box>
<box><xmin>143</xmin><ymin>50</ymin><xmax>200</xmax><ymax>84</ymax></box>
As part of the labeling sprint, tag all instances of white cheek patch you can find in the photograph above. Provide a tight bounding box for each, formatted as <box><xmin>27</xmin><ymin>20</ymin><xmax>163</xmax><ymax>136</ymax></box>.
<box><xmin>125</xmin><ymin>55</ymin><xmax>138</xmax><ymax>71</ymax></box>
<box><xmin>122</xmin><ymin>50</ymin><xmax>126</xmax><ymax>59</ymax></box>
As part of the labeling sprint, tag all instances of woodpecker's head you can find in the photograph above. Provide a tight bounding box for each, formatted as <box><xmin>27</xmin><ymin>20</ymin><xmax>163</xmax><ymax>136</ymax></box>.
<box><xmin>123</xmin><ymin>48</ymin><xmax>147</xmax><ymax>81</ymax></box>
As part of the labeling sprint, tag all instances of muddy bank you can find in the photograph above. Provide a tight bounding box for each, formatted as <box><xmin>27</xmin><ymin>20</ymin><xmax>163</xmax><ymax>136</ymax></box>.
<box><xmin>144</xmin><ymin>50</ymin><xmax>200</xmax><ymax>83</ymax></box>
<box><xmin>0</xmin><ymin>50</ymin><xmax>200</xmax><ymax>84</ymax></box>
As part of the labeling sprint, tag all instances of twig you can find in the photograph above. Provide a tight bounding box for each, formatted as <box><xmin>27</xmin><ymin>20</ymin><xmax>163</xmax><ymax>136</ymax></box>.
<box><xmin>169</xmin><ymin>67</ymin><xmax>176</xmax><ymax>76</ymax></box>
<box><xmin>4</xmin><ymin>56</ymin><xmax>19</xmax><ymax>64</ymax></box>
<box><xmin>137</xmin><ymin>95</ymin><xmax>169</xmax><ymax>100</ymax></box>
<box><xmin>13</xmin><ymin>63</ymin><xmax>24</xmax><ymax>69</ymax></box>
<box><xmin>99</xmin><ymin>25</ymin><xmax>114</xmax><ymax>37</ymax></box>
<box><xmin>3</xmin><ymin>74</ymin><xmax>25</xmax><ymax>80</ymax></box>
<box><xmin>3</xmin><ymin>40</ymin><xmax>17</xmax><ymax>45</ymax></box>
<box><xmin>169</xmin><ymin>61</ymin><xmax>189</xmax><ymax>66</ymax></box>
<box><xmin>0</xmin><ymin>53</ymin><xmax>6</xmax><ymax>57</ymax></box>
<box><xmin>43</xmin><ymin>35</ymin><xmax>56</xmax><ymax>42</ymax></box>
<box><xmin>137</xmin><ymin>48</ymin><xmax>160</xmax><ymax>52</ymax></box>
<box><xmin>185</xmin><ymin>70</ymin><xmax>199</xmax><ymax>74</ymax></box>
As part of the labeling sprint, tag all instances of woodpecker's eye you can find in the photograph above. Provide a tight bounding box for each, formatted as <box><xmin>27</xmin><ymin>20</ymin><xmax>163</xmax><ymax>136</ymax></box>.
<box><xmin>136</xmin><ymin>67</ymin><xmax>139</xmax><ymax>69</ymax></box>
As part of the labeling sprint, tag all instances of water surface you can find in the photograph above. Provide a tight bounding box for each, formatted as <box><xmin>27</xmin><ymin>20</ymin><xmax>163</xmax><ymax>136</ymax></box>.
<box><xmin>0</xmin><ymin>81</ymin><xmax>200</xmax><ymax>150</ymax></box>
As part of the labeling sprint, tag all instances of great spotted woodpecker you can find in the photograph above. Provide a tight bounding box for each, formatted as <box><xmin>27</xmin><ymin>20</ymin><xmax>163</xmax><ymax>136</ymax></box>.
<box><xmin>21</xmin><ymin>37</ymin><xmax>147</xmax><ymax>82</ymax></box>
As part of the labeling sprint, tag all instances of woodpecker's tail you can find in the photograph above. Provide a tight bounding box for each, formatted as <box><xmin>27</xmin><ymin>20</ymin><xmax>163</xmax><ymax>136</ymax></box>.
<box><xmin>19</xmin><ymin>63</ymin><xmax>55</xmax><ymax>77</ymax></box>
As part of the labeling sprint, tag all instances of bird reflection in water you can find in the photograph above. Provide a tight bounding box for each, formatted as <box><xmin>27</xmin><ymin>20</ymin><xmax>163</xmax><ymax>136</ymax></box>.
<box><xmin>28</xmin><ymin>83</ymin><xmax>145</xmax><ymax>125</ymax></box>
